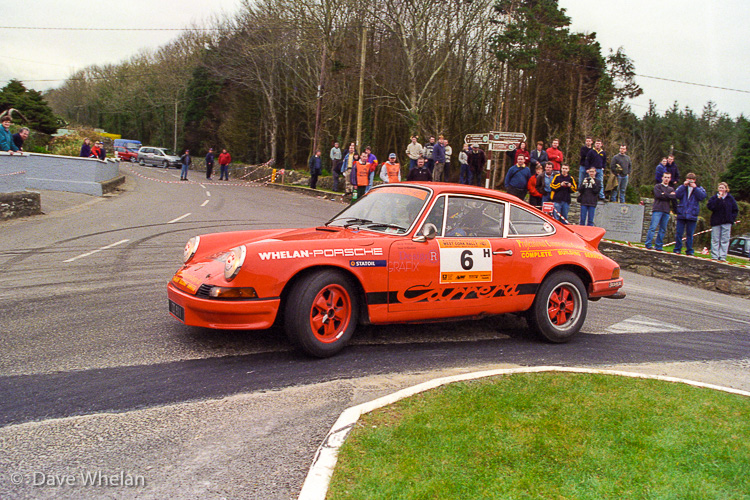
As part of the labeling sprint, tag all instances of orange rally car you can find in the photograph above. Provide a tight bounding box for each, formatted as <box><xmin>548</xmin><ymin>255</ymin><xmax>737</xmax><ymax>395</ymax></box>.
<box><xmin>168</xmin><ymin>183</ymin><xmax>624</xmax><ymax>357</ymax></box>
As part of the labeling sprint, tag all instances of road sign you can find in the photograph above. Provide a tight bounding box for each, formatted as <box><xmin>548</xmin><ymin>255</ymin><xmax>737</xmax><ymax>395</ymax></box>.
<box><xmin>489</xmin><ymin>141</ymin><xmax>520</xmax><ymax>152</ymax></box>
<box><xmin>488</xmin><ymin>131</ymin><xmax>526</xmax><ymax>142</ymax></box>
<box><xmin>464</xmin><ymin>133</ymin><xmax>490</xmax><ymax>145</ymax></box>
<box><xmin>465</xmin><ymin>131</ymin><xmax>527</xmax><ymax>146</ymax></box>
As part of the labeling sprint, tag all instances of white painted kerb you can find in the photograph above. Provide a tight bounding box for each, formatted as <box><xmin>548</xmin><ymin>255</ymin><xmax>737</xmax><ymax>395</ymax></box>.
<box><xmin>298</xmin><ymin>366</ymin><xmax>750</xmax><ymax>500</ymax></box>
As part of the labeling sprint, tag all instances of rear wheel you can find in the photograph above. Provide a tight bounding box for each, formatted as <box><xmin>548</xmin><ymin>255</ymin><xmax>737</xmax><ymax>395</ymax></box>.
<box><xmin>130</xmin><ymin>157</ymin><xmax>137</xmax><ymax>163</ymax></box>
<box><xmin>528</xmin><ymin>271</ymin><xmax>587</xmax><ymax>343</ymax></box>
<box><xmin>284</xmin><ymin>270</ymin><xmax>358</xmax><ymax>357</ymax></box>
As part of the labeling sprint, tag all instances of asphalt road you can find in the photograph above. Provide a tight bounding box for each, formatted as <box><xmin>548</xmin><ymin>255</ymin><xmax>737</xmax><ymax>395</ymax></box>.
<box><xmin>1</xmin><ymin>164</ymin><xmax>748</xmax><ymax>499</ymax></box>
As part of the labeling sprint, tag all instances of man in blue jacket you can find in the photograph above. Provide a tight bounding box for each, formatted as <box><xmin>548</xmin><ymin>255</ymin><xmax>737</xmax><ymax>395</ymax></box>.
<box><xmin>584</xmin><ymin>139</ymin><xmax>607</xmax><ymax>201</ymax></box>
<box><xmin>504</xmin><ymin>155</ymin><xmax>531</xmax><ymax>200</ymax></box>
<box><xmin>673</xmin><ymin>172</ymin><xmax>707</xmax><ymax>255</ymax></box>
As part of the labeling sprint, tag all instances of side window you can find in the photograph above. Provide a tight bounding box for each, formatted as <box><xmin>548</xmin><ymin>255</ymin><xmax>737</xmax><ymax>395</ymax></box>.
<box><xmin>444</xmin><ymin>197</ymin><xmax>504</xmax><ymax>238</ymax></box>
<box><xmin>508</xmin><ymin>205</ymin><xmax>555</xmax><ymax>236</ymax></box>
<box><xmin>422</xmin><ymin>196</ymin><xmax>445</xmax><ymax>235</ymax></box>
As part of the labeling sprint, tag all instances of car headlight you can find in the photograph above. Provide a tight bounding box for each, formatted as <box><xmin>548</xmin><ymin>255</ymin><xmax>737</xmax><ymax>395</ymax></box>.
<box><xmin>224</xmin><ymin>246</ymin><xmax>246</xmax><ymax>281</ymax></box>
<box><xmin>183</xmin><ymin>236</ymin><xmax>200</xmax><ymax>263</ymax></box>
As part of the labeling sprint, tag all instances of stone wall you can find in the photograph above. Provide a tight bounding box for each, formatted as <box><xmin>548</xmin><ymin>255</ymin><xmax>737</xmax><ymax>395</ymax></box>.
<box><xmin>0</xmin><ymin>152</ymin><xmax>122</xmax><ymax>196</ymax></box>
<box><xmin>0</xmin><ymin>191</ymin><xmax>42</xmax><ymax>220</ymax></box>
<box><xmin>600</xmin><ymin>241</ymin><xmax>750</xmax><ymax>297</ymax></box>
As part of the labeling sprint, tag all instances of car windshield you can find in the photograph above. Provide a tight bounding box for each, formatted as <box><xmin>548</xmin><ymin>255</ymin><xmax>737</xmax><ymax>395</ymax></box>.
<box><xmin>160</xmin><ymin>149</ymin><xmax>175</xmax><ymax>156</ymax></box>
<box><xmin>327</xmin><ymin>185</ymin><xmax>431</xmax><ymax>234</ymax></box>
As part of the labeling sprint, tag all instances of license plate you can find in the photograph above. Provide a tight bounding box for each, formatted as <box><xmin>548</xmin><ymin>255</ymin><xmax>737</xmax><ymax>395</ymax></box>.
<box><xmin>169</xmin><ymin>300</ymin><xmax>185</xmax><ymax>321</ymax></box>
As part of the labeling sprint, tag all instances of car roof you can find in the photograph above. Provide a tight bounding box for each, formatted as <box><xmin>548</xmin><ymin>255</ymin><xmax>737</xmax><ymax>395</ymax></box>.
<box><xmin>375</xmin><ymin>181</ymin><xmax>526</xmax><ymax>204</ymax></box>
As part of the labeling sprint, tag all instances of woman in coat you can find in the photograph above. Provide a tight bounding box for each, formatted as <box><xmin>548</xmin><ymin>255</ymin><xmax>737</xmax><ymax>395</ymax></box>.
<box><xmin>707</xmin><ymin>181</ymin><xmax>739</xmax><ymax>261</ymax></box>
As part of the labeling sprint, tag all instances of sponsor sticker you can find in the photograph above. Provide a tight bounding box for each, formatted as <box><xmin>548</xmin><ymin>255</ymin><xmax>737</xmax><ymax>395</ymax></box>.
<box><xmin>350</xmin><ymin>259</ymin><xmax>387</xmax><ymax>268</ymax></box>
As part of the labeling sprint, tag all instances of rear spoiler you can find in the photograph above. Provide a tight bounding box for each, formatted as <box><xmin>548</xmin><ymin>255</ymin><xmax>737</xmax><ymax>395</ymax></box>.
<box><xmin>569</xmin><ymin>225</ymin><xmax>606</xmax><ymax>250</ymax></box>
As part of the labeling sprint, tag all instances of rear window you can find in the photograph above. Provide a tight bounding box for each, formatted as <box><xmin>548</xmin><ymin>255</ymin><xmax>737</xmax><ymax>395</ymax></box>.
<box><xmin>508</xmin><ymin>205</ymin><xmax>554</xmax><ymax>236</ymax></box>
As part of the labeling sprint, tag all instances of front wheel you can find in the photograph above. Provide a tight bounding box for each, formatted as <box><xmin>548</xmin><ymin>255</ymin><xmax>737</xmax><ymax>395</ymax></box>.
<box><xmin>284</xmin><ymin>270</ymin><xmax>358</xmax><ymax>357</ymax></box>
<box><xmin>528</xmin><ymin>271</ymin><xmax>587</xmax><ymax>343</ymax></box>
<box><xmin>163</xmin><ymin>161</ymin><xmax>169</xmax><ymax>169</ymax></box>
<box><xmin>130</xmin><ymin>157</ymin><xmax>137</xmax><ymax>163</ymax></box>
<box><xmin>139</xmin><ymin>158</ymin><xmax>145</xmax><ymax>166</ymax></box>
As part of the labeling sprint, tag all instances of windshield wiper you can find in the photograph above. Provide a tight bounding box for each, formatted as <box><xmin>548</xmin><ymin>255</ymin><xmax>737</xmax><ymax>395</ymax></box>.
<box><xmin>365</xmin><ymin>222</ymin><xmax>407</xmax><ymax>232</ymax></box>
<box><xmin>340</xmin><ymin>218</ymin><xmax>374</xmax><ymax>228</ymax></box>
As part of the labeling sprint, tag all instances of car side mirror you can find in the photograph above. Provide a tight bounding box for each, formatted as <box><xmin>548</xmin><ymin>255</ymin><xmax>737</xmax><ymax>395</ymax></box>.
<box><xmin>413</xmin><ymin>223</ymin><xmax>438</xmax><ymax>242</ymax></box>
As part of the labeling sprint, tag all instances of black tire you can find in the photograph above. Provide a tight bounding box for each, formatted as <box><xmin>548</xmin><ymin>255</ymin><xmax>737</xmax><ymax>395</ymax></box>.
<box><xmin>528</xmin><ymin>271</ymin><xmax>587</xmax><ymax>343</ymax></box>
<box><xmin>163</xmin><ymin>161</ymin><xmax>169</xmax><ymax>169</ymax></box>
<box><xmin>130</xmin><ymin>157</ymin><xmax>137</xmax><ymax>163</ymax></box>
<box><xmin>139</xmin><ymin>158</ymin><xmax>145</xmax><ymax>166</ymax></box>
<box><xmin>284</xmin><ymin>270</ymin><xmax>359</xmax><ymax>357</ymax></box>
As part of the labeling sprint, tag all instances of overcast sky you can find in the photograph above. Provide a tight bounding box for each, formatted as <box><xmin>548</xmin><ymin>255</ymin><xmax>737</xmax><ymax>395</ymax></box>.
<box><xmin>3</xmin><ymin>0</ymin><xmax>748</xmax><ymax>119</ymax></box>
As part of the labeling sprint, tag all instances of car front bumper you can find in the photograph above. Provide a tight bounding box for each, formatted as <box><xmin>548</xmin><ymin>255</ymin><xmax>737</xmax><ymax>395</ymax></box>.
<box><xmin>167</xmin><ymin>282</ymin><xmax>280</xmax><ymax>329</ymax></box>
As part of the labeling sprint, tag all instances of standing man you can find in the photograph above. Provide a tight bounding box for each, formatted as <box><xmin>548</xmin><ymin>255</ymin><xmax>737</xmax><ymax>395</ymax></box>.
<box><xmin>218</xmin><ymin>149</ymin><xmax>232</xmax><ymax>181</ymax></box>
<box><xmin>578</xmin><ymin>166</ymin><xmax>601</xmax><ymax>226</ymax></box>
<box><xmin>665</xmin><ymin>154</ymin><xmax>680</xmax><ymax>213</ymax></box>
<box><xmin>12</xmin><ymin>127</ymin><xmax>29</xmax><ymax>151</ymax></box>
<box><xmin>673</xmin><ymin>173</ymin><xmax>707</xmax><ymax>256</ymax></box>
<box><xmin>644</xmin><ymin>172</ymin><xmax>677</xmax><ymax>251</ymax></box>
<box><xmin>546</xmin><ymin>138</ymin><xmax>564</xmax><ymax>172</ymax></box>
<box><xmin>610</xmin><ymin>144</ymin><xmax>632</xmax><ymax>203</ymax></box>
<box><xmin>584</xmin><ymin>139</ymin><xmax>607</xmax><ymax>201</ymax></box>
<box><xmin>379</xmin><ymin>153</ymin><xmax>401</xmax><ymax>183</ymax></box>
<box><xmin>578</xmin><ymin>137</ymin><xmax>593</xmax><ymax>189</ymax></box>
<box><xmin>504</xmin><ymin>154</ymin><xmax>531</xmax><ymax>200</ymax></box>
<box><xmin>541</xmin><ymin>162</ymin><xmax>555</xmax><ymax>203</ymax></box>
<box><xmin>550</xmin><ymin>164</ymin><xmax>576</xmax><ymax>223</ymax></box>
<box><xmin>330</xmin><ymin>141</ymin><xmax>342</xmax><ymax>192</ymax></box>
<box><xmin>351</xmin><ymin>153</ymin><xmax>371</xmax><ymax>201</ymax></box>
<box><xmin>422</xmin><ymin>136</ymin><xmax>436</xmax><ymax>173</ymax></box>
<box><xmin>205</xmin><ymin>148</ymin><xmax>215</xmax><ymax>179</ymax></box>
<box><xmin>432</xmin><ymin>136</ymin><xmax>446</xmax><ymax>182</ymax></box>
<box><xmin>309</xmin><ymin>150</ymin><xmax>322</xmax><ymax>189</ymax></box>
<box><xmin>530</xmin><ymin>141</ymin><xmax>548</xmax><ymax>169</ymax></box>
<box><xmin>467</xmin><ymin>143</ymin><xmax>486</xmax><ymax>187</ymax></box>
<box><xmin>340</xmin><ymin>143</ymin><xmax>357</xmax><ymax>194</ymax></box>
<box><xmin>407</xmin><ymin>157</ymin><xmax>432</xmax><ymax>181</ymax></box>
<box><xmin>405</xmin><ymin>135</ymin><xmax>422</xmax><ymax>171</ymax></box>
<box><xmin>180</xmin><ymin>149</ymin><xmax>191</xmax><ymax>181</ymax></box>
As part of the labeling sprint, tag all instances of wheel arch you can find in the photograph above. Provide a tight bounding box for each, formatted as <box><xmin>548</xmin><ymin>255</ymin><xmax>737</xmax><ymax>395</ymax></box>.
<box><xmin>540</xmin><ymin>264</ymin><xmax>593</xmax><ymax>295</ymax></box>
<box><xmin>279</xmin><ymin>265</ymin><xmax>370</xmax><ymax>326</ymax></box>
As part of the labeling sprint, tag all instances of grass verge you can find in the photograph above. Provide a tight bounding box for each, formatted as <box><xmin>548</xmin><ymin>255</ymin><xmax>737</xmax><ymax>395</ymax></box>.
<box><xmin>327</xmin><ymin>373</ymin><xmax>749</xmax><ymax>500</ymax></box>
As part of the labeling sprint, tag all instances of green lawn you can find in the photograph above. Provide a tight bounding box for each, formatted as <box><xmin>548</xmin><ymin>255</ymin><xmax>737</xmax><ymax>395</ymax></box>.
<box><xmin>328</xmin><ymin>373</ymin><xmax>750</xmax><ymax>500</ymax></box>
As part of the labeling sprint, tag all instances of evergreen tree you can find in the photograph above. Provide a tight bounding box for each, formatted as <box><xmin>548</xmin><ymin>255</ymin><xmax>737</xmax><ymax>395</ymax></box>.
<box><xmin>722</xmin><ymin>118</ymin><xmax>750</xmax><ymax>201</ymax></box>
<box><xmin>0</xmin><ymin>79</ymin><xmax>59</xmax><ymax>134</ymax></box>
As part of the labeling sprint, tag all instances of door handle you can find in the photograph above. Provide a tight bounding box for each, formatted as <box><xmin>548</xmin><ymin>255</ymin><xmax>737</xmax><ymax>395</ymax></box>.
<box><xmin>493</xmin><ymin>249</ymin><xmax>513</xmax><ymax>256</ymax></box>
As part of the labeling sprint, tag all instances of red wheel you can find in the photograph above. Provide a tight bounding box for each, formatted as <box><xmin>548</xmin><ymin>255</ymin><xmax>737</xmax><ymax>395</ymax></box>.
<box><xmin>547</xmin><ymin>284</ymin><xmax>580</xmax><ymax>328</ymax></box>
<box><xmin>285</xmin><ymin>270</ymin><xmax>359</xmax><ymax>357</ymax></box>
<box><xmin>529</xmin><ymin>271</ymin><xmax>587</xmax><ymax>343</ymax></box>
<box><xmin>309</xmin><ymin>284</ymin><xmax>353</xmax><ymax>343</ymax></box>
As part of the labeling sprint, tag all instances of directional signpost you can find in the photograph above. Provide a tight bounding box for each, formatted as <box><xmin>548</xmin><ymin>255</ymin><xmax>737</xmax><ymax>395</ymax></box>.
<box><xmin>463</xmin><ymin>131</ymin><xmax>527</xmax><ymax>188</ymax></box>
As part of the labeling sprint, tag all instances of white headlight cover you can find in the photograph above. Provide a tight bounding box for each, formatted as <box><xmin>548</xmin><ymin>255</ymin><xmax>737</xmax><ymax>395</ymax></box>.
<box><xmin>224</xmin><ymin>246</ymin><xmax>246</xmax><ymax>281</ymax></box>
<box><xmin>183</xmin><ymin>236</ymin><xmax>200</xmax><ymax>263</ymax></box>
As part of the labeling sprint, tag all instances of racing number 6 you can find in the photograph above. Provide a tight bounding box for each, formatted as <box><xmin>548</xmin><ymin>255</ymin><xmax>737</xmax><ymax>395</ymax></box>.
<box><xmin>461</xmin><ymin>250</ymin><xmax>473</xmax><ymax>270</ymax></box>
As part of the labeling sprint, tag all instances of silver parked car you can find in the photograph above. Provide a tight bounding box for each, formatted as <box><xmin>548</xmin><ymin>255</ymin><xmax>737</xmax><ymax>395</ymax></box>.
<box><xmin>137</xmin><ymin>146</ymin><xmax>181</xmax><ymax>168</ymax></box>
